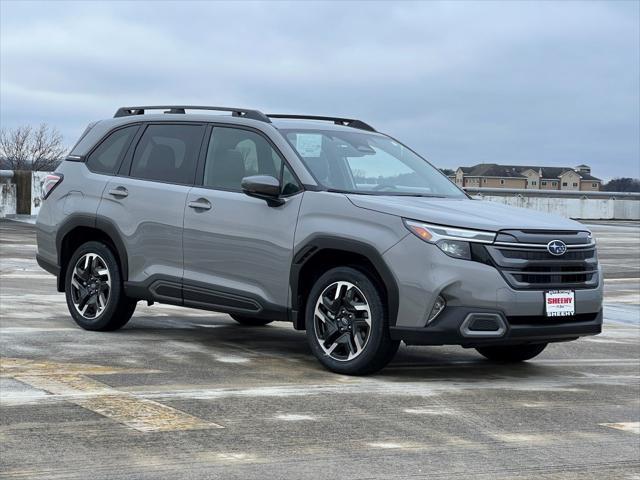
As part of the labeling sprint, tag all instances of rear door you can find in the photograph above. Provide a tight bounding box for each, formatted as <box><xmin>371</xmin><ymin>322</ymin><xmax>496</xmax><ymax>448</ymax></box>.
<box><xmin>182</xmin><ymin>125</ymin><xmax>303</xmax><ymax>317</ymax></box>
<box><xmin>98</xmin><ymin>123</ymin><xmax>206</xmax><ymax>298</ymax></box>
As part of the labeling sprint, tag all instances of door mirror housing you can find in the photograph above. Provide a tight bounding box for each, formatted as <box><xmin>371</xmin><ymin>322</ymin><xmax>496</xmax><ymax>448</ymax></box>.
<box><xmin>241</xmin><ymin>175</ymin><xmax>284</xmax><ymax>206</ymax></box>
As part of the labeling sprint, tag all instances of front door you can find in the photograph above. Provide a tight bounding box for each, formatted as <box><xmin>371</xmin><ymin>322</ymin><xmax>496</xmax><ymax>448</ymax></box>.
<box><xmin>182</xmin><ymin>125</ymin><xmax>303</xmax><ymax>318</ymax></box>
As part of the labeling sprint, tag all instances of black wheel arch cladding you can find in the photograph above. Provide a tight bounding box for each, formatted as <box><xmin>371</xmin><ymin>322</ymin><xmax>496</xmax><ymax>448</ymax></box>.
<box><xmin>56</xmin><ymin>214</ymin><xmax>129</xmax><ymax>292</ymax></box>
<box><xmin>289</xmin><ymin>235</ymin><xmax>400</xmax><ymax>330</ymax></box>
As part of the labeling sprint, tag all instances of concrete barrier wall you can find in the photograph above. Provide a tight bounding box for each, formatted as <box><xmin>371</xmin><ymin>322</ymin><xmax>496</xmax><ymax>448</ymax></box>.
<box><xmin>0</xmin><ymin>183</ymin><xmax>17</xmax><ymax>218</ymax></box>
<box><xmin>467</xmin><ymin>188</ymin><xmax>640</xmax><ymax>220</ymax></box>
<box><xmin>31</xmin><ymin>171</ymin><xmax>49</xmax><ymax>217</ymax></box>
<box><xmin>1</xmin><ymin>170</ymin><xmax>49</xmax><ymax>218</ymax></box>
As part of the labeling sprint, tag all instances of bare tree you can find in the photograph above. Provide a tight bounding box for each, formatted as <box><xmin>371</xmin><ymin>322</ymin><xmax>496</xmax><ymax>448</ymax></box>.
<box><xmin>0</xmin><ymin>124</ymin><xmax>67</xmax><ymax>171</ymax></box>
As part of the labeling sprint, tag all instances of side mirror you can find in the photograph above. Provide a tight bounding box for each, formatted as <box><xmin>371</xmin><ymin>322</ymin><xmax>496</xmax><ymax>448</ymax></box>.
<box><xmin>241</xmin><ymin>175</ymin><xmax>284</xmax><ymax>207</ymax></box>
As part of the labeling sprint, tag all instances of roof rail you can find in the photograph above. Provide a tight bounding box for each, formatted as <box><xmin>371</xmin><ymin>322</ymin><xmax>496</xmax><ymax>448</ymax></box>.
<box><xmin>113</xmin><ymin>105</ymin><xmax>271</xmax><ymax>123</ymax></box>
<box><xmin>267</xmin><ymin>114</ymin><xmax>376</xmax><ymax>132</ymax></box>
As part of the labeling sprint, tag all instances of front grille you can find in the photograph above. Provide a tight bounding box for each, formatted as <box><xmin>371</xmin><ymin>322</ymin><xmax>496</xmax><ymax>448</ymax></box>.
<box><xmin>483</xmin><ymin>232</ymin><xmax>599</xmax><ymax>290</ymax></box>
<box><xmin>500</xmin><ymin>249</ymin><xmax>594</xmax><ymax>261</ymax></box>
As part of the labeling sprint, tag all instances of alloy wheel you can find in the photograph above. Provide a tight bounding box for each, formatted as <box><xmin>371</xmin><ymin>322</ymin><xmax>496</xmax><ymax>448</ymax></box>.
<box><xmin>313</xmin><ymin>281</ymin><xmax>372</xmax><ymax>361</ymax></box>
<box><xmin>70</xmin><ymin>253</ymin><xmax>111</xmax><ymax>319</ymax></box>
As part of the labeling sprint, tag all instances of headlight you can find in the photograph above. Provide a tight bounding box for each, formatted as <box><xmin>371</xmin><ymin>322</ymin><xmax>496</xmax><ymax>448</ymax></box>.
<box><xmin>403</xmin><ymin>219</ymin><xmax>495</xmax><ymax>260</ymax></box>
<box><xmin>436</xmin><ymin>239</ymin><xmax>471</xmax><ymax>259</ymax></box>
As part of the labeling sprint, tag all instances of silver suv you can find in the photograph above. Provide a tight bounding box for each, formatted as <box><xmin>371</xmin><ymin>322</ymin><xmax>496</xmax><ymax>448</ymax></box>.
<box><xmin>36</xmin><ymin>105</ymin><xmax>603</xmax><ymax>374</ymax></box>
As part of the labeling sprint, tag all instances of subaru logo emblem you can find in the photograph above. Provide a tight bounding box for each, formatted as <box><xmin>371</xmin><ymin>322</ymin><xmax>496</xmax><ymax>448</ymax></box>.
<box><xmin>547</xmin><ymin>240</ymin><xmax>567</xmax><ymax>256</ymax></box>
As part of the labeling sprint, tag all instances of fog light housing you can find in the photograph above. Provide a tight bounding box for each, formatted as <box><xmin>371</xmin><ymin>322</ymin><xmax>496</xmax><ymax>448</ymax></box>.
<box><xmin>427</xmin><ymin>295</ymin><xmax>446</xmax><ymax>324</ymax></box>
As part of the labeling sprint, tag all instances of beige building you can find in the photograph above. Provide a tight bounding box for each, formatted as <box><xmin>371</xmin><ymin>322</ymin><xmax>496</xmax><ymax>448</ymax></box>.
<box><xmin>453</xmin><ymin>164</ymin><xmax>601</xmax><ymax>191</ymax></box>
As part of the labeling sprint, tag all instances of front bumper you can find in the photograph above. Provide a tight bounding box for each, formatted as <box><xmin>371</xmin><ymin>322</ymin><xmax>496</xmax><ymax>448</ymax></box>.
<box><xmin>390</xmin><ymin>306</ymin><xmax>602</xmax><ymax>347</ymax></box>
<box><xmin>382</xmin><ymin>234</ymin><xmax>604</xmax><ymax>345</ymax></box>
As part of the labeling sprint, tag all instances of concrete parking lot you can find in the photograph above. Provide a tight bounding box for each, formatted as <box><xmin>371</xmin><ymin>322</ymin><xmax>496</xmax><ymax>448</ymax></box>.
<box><xmin>1</xmin><ymin>219</ymin><xmax>638</xmax><ymax>479</ymax></box>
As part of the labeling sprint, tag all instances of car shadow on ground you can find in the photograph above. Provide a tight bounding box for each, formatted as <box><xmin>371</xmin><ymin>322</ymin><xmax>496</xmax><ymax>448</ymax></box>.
<box><xmin>118</xmin><ymin>314</ymin><xmax>561</xmax><ymax>382</ymax></box>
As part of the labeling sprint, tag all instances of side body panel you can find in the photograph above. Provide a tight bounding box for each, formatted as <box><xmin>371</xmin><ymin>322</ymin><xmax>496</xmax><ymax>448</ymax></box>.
<box><xmin>36</xmin><ymin>162</ymin><xmax>109</xmax><ymax>267</ymax></box>
<box><xmin>294</xmin><ymin>192</ymin><xmax>406</xmax><ymax>254</ymax></box>
<box><xmin>182</xmin><ymin>188</ymin><xmax>303</xmax><ymax>315</ymax></box>
<box><xmin>292</xmin><ymin>191</ymin><xmax>407</xmax><ymax>326</ymax></box>
<box><xmin>97</xmin><ymin>176</ymin><xmax>189</xmax><ymax>283</ymax></box>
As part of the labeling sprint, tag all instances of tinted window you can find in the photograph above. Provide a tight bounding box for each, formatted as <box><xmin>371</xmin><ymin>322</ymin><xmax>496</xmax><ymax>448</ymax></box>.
<box><xmin>86</xmin><ymin>126</ymin><xmax>137</xmax><ymax>174</ymax></box>
<box><xmin>283</xmin><ymin>129</ymin><xmax>464</xmax><ymax>198</ymax></box>
<box><xmin>203</xmin><ymin>127</ymin><xmax>300</xmax><ymax>194</ymax></box>
<box><xmin>130</xmin><ymin>124</ymin><xmax>204</xmax><ymax>184</ymax></box>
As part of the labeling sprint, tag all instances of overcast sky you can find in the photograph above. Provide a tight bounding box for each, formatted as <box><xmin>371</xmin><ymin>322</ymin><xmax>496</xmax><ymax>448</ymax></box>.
<box><xmin>1</xmin><ymin>1</ymin><xmax>638</xmax><ymax>180</ymax></box>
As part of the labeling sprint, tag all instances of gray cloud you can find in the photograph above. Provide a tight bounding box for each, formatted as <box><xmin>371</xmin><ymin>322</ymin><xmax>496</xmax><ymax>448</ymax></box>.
<box><xmin>1</xmin><ymin>0</ymin><xmax>638</xmax><ymax>179</ymax></box>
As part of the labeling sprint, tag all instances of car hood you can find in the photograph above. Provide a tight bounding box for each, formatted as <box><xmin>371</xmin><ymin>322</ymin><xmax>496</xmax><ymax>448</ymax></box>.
<box><xmin>346</xmin><ymin>195</ymin><xmax>587</xmax><ymax>232</ymax></box>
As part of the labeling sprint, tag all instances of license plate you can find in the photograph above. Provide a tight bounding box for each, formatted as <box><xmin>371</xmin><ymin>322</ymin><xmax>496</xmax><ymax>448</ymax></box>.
<box><xmin>545</xmin><ymin>290</ymin><xmax>575</xmax><ymax>317</ymax></box>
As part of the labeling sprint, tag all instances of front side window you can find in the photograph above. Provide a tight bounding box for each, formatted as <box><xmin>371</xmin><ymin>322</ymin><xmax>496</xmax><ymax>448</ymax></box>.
<box><xmin>203</xmin><ymin>127</ymin><xmax>301</xmax><ymax>194</ymax></box>
<box><xmin>86</xmin><ymin>126</ymin><xmax>138</xmax><ymax>174</ymax></box>
<box><xmin>282</xmin><ymin>129</ymin><xmax>464</xmax><ymax>197</ymax></box>
<box><xmin>129</xmin><ymin>124</ymin><xmax>204</xmax><ymax>184</ymax></box>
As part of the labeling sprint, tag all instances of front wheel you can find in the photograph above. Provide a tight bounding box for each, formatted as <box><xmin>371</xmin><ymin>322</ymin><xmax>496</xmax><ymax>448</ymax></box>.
<box><xmin>305</xmin><ymin>267</ymin><xmax>399</xmax><ymax>375</ymax></box>
<box><xmin>65</xmin><ymin>241</ymin><xmax>136</xmax><ymax>331</ymax></box>
<box><xmin>476</xmin><ymin>343</ymin><xmax>548</xmax><ymax>362</ymax></box>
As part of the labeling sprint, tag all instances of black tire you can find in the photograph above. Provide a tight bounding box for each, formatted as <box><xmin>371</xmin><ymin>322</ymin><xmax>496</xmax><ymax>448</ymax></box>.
<box><xmin>305</xmin><ymin>267</ymin><xmax>399</xmax><ymax>375</ymax></box>
<box><xmin>230</xmin><ymin>314</ymin><xmax>274</xmax><ymax>326</ymax></box>
<box><xmin>476</xmin><ymin>343</ymin><xmax>548</xmax><ymax>362</ymax></box>
<box><xmin>64</xmin><ymin>241</ymin><xmax>136</xmax><ymax>331</ymax></box>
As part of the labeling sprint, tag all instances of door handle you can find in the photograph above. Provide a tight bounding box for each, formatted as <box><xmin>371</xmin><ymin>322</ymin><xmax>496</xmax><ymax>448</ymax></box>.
<box><xmin>188</xmin><ymin>198</ymin><xmax>212</xmax><ymax>211</ymax></box>
<box><xmin>108</xmin><ymin>187</ymin><xmax>128</xmax><ymax>198</ymax></box>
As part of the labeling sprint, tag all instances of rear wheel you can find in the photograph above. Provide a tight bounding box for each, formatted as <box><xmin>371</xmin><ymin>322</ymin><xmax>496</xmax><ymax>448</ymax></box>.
<box><xmin>65</xmin><ymin>241</ymin><xmax>136</xmax><ymax>331</ymax></box>
<box><xmin>230</xmin><ymin>314</ymin><xmax>274</xmax><ymax>326</ymax></box>
<box><xmin>476</xmin><ymin>343</ymin><xmax>547</xmax><ymax>362</ymax></box>
<box><xmin>305</xmin><ymin>267</ymin><xmax>399</xmax><ymax>375</ymax></box>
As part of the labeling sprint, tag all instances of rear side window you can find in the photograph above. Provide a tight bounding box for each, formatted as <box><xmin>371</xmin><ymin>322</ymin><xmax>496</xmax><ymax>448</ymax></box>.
<box><xmin>86</xmin><ymin>126</ymin><xmax>137</xmax><ymax>174</ymax></box>
<box><xmin>129</xmin><ymin>124</ymin><xmax>204</xmax><ymax>184</ymax></box>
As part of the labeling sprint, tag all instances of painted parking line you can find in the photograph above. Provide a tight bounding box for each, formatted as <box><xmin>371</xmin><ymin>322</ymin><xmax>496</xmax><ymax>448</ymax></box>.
<box><xmin>403</xmin><ymin>407</ymin><xmax>457</xmax><ymax>415</ymax></box>
<box><xmin>274</xmin><ymin>413</ymin><xmax>316</xmax><ymax>421</ymax></box>
<box><xmin>1</xmin><ymin>358</ymin><xmax>222</xmax><ymax>432</ymax></box>
<box><xmin>367</xmin><ymin>442</ymin><xmax>415</xmax><ymax>449</ymax></box>
<box><xmin>599</xmin><ymin>422</ymin><xmax>640</xmax><ymax>435</ymax></box>
<box><xmin>0</xmin><ymin>273</ymin><xmax>54</xmax><ymax>279</ymax></box>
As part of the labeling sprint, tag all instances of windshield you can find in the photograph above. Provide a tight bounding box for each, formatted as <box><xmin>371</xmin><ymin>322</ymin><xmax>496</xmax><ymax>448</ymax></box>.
<box><xmin>282</xmin><ymin>129</ymin><xmax>464</xmax><ymax>197</ymax></box>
